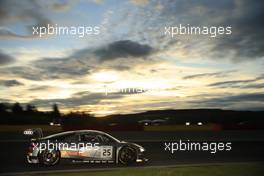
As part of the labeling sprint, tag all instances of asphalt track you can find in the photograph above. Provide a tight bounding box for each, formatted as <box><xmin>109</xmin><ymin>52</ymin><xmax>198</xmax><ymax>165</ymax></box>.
<box><xmin>0</xmin><ymin>131</ymin><xmax>264</xmax><ymax>174</ymax></box>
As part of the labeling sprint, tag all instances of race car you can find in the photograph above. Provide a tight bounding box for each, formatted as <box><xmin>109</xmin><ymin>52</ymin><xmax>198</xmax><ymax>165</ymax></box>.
<box><xmin>25</xmin><ymin>129</ymin><xmax>147</xmax><ymax>166</ymax></box>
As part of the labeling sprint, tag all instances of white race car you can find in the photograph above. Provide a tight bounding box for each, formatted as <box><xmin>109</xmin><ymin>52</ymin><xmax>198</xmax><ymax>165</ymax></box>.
<box><xmin>25</xmin><ymin>129</ymin><xmax>147</xmax><ymax>166</ymax></box>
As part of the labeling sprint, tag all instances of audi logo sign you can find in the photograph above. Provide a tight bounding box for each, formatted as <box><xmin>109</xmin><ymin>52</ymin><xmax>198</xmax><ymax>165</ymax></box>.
<box><xmin>23</xmin><ymin>129</ymin><xmax>34</xmax><ymax>135</ymax></box>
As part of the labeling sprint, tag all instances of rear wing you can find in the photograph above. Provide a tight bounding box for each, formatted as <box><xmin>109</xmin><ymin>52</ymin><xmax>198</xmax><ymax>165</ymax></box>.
<box><xmin>23</xmin><ymin>128</ymin><xmax>43</xmax><ymax>139</ymax></box>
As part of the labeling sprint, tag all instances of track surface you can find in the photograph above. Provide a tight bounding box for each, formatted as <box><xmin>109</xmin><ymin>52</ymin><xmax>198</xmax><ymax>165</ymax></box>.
<box><xmin>1</xmin><ymin>131</ymin><xmax>264</xmax><ymax>174</ymax></box>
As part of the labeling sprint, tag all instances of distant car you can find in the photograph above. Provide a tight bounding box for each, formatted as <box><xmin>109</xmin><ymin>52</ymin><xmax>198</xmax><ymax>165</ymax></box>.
<box><xmin>25</xmin><ymin>129</ymin><xmax>147</xmax><ymax>166</ymax></box>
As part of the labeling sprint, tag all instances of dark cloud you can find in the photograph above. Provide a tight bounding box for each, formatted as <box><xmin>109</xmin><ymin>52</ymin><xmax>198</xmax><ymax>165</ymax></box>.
<box><xmin>110</xmin><ymin>65</ymin><xmax>131</xmax><ymax>71</ymax></box>
<box><xmin>183</xmin><ymin>70</ymin><xmax>235</xmax><ymax>80</ymax></box>
<box><xmin>94</xmin><ymin>40</ymin><xmax>153</xmax><ymax>61</ymax></box>
<box><xmin>7</xmin><ymin>40</ymin><xmax>152</xmax><ymax>80</ymax></box>
<box><xmin>208</xmin><ymin>75</ymin><xmax>263</xmax><ymax>87</ymax></box>
<box><xmin>189</xmin><ymin>93</ymin><xmax>264</xmax><ymax>110</ymax></box>
<box><xmin>0</xmin><ymin>80</ymin><xmax>23</xmax><ymax>87</ymax></box>
<box><xmin>0</xmin><ymin>28</ymin><xmax>33</xmax><ymax>39</ymax></box>
<box><xmin>2</xmin><ymin>40</ymin><xmax>153</xmax><ymax>80</ymax></box>
<box><xmin>239</xmin><ymin>83</ymin><xmax>264</xmax><ymax>89</ymax></box>
<box><xmin>160</xmin><ymin>0</ymin><xmax>235</xmax><ymax>25</ymax></box>
<box><xmin>0</xmin><ymin>99</ymin><xmax>10</xmax><ymax>103</ymax></box>
<box><xmin>30</xmin><ymin>91</ymin><xmax>123</xmax><ymax>108</ymax></box>
<box><xmin>29</xmin><ymin>89</ymin><xmax>145</xmax><ymax>109</ymax></box>
<box><xmin>0</xmin><ymin>56</ymin><xmax>92</xmax><ymax>81</ymax></box>
<box><xmin>155</xmin><ymin>0</ymin><xmax>264</xmax><ymax>60</ymax></box>
<box><xmin>0</xmin><ymin>58</ymin><xmax>87</xmax><ymax>81</ymax></box>
<box><xmin>213</xmin><ymin>0</ymin><xmax>264</xmax><ymax>60</ymax></box>
<box><xmin>208</xmin><ymin>79</ymin><xmax>255</xmax><ymax>87</ymax></box>
<box><xmin>0</xmin><ymin>52</ymin><xmax>15</xmax><ymax>65</ymax></box>
<box><xmin>28</xmin><ymin>85</ymin><xmax>55</xmax><ymax>91</ymax></box>
<box><xmin>0</xmin><ymin>0</ymin><xmax>52</xmax><ymax>39</ymax></box>
<box><xmin>210</xmin><ymin>83</ymin><xmax>264</xmax><ymax>89</ymax></box>
<box><xmin>0</xmin><ymin>65</ymin><xmax>89</xmax><ymax>81</ymax></box>
<box><xmin>256</xmin><ymin>73</ymin><xmax>264</xmax><ymax>80</ymax></box>
<box><xmin>33</xmin><ymin>58</ymin><xmax>91</xmax><ymax>78</ymax></box>
<box><xmin>51</xmin><ymin>1</ymin><xmax>75</xmax><ymax>12</ymax></box>
<box><xmin>208</xmin><ymin>93</ymin><xmax>264</xmax><ymax>103</ymax></box>
<box><xmin>0</xmin><ymin>66</ymin><xmax>55</xmax><ymax>81</ymax></box>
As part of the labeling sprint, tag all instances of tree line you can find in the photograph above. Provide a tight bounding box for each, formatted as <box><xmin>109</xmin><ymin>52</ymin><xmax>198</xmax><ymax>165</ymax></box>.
<box><xmin>0</xmin><ymin>102</ymin><xmax>96</xmax><ymax>125</ymax></box>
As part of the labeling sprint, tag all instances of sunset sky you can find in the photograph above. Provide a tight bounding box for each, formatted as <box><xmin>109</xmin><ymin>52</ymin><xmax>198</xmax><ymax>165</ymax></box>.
<box><xmin>0</xmin><ymin>0</ymin><xmax>263</xmax><ymax>116</ymax></box>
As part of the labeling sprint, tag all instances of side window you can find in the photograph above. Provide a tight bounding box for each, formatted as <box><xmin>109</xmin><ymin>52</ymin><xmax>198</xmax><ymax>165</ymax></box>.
<box><xmin>79</xmin><ymin>133</ymin><xmax>116</xmax><ymax>143</ymax></box>
<box><xmin>80</xmin><ymin>133</ymin><xmax>99</xmax><ymax>143</ymax></box>
<box><xmin>64</xmin><ymin>134</ymin><xmax>77</xmax><ymax>143</ymax></box>
<box><xmin>99</xmin><ymin>134</ymin><xmax>115</xmax><ymax>143</ymax></box>
<box><xmin>51</xmin><ymin>133</ymin><xmax>76</xmax><ymax>142</ymax></box>
<box><xmin>95</xmin><ymin>134</ymin><xmax>105</xmax><ymax>143</ymax></box>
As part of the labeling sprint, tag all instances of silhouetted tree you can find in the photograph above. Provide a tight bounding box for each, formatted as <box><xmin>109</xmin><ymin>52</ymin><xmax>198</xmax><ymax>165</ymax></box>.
<box><xmin>12</xmin><ymin>102</ymin><xmax>23</xmax><ymax>113</ymax></box>
<box><xmin>26</xmin><ymin>104</ymin><xmax>37</xmax><ymax>113</ymax></box>
<box><xmin>52</xmin><ymin>104</ymin><xmax>61</xmax><ymax>124</ymax></box>
<box><xmin>52</xmin><ymin>104</ymin><xmax>60</xmax><ymax>115</ymax></box>
<box><xmin>0</xmin><ymin>103</ymin><xmax>8</xmax><ymax>112</ymax></box>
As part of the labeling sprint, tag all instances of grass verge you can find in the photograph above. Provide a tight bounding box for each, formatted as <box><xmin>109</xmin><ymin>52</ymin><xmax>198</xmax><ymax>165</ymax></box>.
<box><xmin>27</xmin><ymin>163</ymin><xmax>264</xmax><ymax>176</ymax></box>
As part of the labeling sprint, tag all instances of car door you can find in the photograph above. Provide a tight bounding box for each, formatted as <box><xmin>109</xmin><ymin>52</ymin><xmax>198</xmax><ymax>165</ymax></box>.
<box><xmin>58</xmin><ymin>133</ymin><xmax>80</xmax><ymax>159</ymax></box>
<box><xmin>78</xmin><ymin>132</ymin><xmax>100</xmax><ymax>160</ymax></box>
<box><xmin>95</xmin><ymin>133</ymin><xmax>116</xmax><ymax>162</ymax></box>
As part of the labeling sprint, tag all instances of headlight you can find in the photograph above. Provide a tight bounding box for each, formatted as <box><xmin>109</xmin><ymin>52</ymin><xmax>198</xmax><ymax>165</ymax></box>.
<box><xmin>139</xmin><ymin>147</ymin><xmax>145</xmax><ymax>152</ymax></box>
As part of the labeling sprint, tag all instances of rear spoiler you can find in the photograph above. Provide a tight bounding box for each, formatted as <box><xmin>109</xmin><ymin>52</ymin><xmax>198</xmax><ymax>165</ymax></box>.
<box><xmin>23</xmin><ymin>128</ymin><xmax>43</xmax><ymax>139</ymax></box>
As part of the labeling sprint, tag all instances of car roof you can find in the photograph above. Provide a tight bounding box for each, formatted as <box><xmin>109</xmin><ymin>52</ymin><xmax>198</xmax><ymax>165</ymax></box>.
<box><xmin>42</xmin><ymin>130</ymin><xmax>119</xmax><ymax>142</ymax></box>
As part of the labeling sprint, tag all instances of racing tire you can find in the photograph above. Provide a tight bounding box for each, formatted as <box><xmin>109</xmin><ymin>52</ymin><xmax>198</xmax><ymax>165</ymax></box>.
<box><xmin>118</xmin><ymin>146</ymin><xmax>137</xmax><ymax>165</ymax></box>
<box><xmin>40</xmin><ymin>150</ymin><xmax>61</xmax><ymax>166</ymax></box>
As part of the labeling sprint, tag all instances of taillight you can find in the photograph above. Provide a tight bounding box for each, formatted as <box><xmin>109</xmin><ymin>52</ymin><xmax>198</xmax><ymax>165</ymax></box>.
<box><xmin>28</xmin><ymin>142</ymin><xmax>35</xmax><ymax>152</ymax></box>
